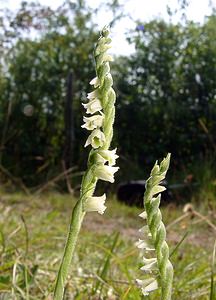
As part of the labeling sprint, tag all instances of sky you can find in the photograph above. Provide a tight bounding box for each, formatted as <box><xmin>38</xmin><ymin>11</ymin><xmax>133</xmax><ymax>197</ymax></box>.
<box><xmin>1</xmin><ymin>0</ymin><xmax>215</xmax><ymax>55</ymax></box>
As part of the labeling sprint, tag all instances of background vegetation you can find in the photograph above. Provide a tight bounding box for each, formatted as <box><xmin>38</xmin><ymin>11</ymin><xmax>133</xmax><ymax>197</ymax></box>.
<box><xmin>0</xmin><ymin>0</ymin><xmax>216</xmax><ymax>192</ymax></box>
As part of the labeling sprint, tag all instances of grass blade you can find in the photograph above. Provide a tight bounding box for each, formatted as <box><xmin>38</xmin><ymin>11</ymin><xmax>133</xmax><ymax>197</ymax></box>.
<box><xmin>170</xmin><ymin>231</ymin><xmax>189</xmax><ymax>257</ymax></box>
<box><xmin>93</xmin><ymin>232</ymin><xmax>119</xmax><ymax>296</ymax></box>
<box><xmin>210</xmin><ymin>239</ymin><xmax>216</xmax><ymax>300</ymax></box>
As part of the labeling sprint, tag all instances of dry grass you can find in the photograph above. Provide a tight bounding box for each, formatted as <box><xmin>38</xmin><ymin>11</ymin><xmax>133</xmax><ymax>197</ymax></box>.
<box><xmin>0</xmin><ymin>190</ymin><xmax>215</xmax><ymax>299</ymax></box>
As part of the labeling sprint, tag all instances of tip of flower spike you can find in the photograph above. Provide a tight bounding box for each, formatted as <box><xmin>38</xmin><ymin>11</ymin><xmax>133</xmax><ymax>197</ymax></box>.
<box><xmin>150</xmin><ymin>161</ymin><xmax>160</xmax><ymax>176</ymax></box>
<box><xmin>102</xmin><ymin>25</ymin><xmax>110</xmax><ymax>37</ymax></box>
<box><xmin>160</xmin><ymin>153</ymin><xmax>171</xmax><ymax>173</ymax></box>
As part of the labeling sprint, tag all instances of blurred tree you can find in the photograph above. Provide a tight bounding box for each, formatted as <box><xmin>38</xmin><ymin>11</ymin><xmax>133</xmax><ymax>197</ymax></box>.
<box><xmin>114</xmin><ymin>15</ymin><xmax>216</xmax><ymax>180</ymax></box>
<box><xmin>0</xmin><ymin>0</ymin><xmax>99</xmax><ymax>185</ymax></box>
<box><xmin>0</xmin><ymin>0</ymin><xmax>216</xmax><ymax>187</ymax></box>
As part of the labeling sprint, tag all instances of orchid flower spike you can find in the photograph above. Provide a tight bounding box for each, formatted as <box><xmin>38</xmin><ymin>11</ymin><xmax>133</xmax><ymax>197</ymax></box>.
<box><xmin>81</xmin><ymin>25</ymin><xmax>119</xmax><ymax>193</ymax></box>
<box><xmin>81</xmin><ymin>25</ymin><xmax>119</xmax><ymax>212</ymax></box>
<box><xmin>54</xmin><ymin>26</ymin><xmax>119</xmax><ymax>300</ymax></box>
<box><xmin>136</xmin><ymin>153</ymin><xmax>173</xmax><ymax>300</ymax></box>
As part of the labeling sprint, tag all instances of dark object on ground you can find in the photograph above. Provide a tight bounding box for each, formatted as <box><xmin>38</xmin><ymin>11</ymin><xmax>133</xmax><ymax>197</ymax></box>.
<box><xmin>117</xmin><ymin>180</ymin><xmax>196</xmax><ymax>206</ymax></box>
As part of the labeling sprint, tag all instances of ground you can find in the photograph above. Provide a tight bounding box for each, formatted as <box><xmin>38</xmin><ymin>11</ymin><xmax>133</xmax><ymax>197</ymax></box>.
<box><xmin>0</xmin><ymin>191</ymin><xmax>215</xmax><ymax>299</ymax></box>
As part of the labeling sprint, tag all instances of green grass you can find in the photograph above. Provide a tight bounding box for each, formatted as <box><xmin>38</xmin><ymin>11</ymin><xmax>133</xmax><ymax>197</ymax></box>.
<box><xmin>0</xmin><ymin>190</ymin><xmax>215</xmax><ymax>299</ymax></box>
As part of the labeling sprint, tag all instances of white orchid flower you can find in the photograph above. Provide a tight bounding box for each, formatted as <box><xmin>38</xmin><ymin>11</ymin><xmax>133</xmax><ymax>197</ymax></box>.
<box><xmin>96</xmin><ymin>148</ymin><xmax>119</xmax><ymax>166</ymax></box>
<box><xmin>82</xmin><ymin>98</ymin><xmax>102</xmax><ymax>114</ymax></box>
<box><xmin>140</xmin><ymin>257</ymin><xmax>157</xmax><ymax>273</ymax></box>
<box><xmin>135</xmin><ymin>239</ymin><xmax>155</xmax><ymax>251</ymax></box>
<box><xmin>87</xmin><ymin>90</ymin><xmax>98</xmax><ymax>100</ymax></box>
<box><xmin>84</xmin><ymin>194</ymin><xmax>106</xmax><ymax>214</ymax></box>
<box><xmin>95</xmin><ymin>164</ymin><xmax>119</xmax><ymax>183</ymax></box>
<box><xmin>81</xmin><ymin>114</ymin><xmax>104</xmax><ymax>131</ymax></box>
<box><xmin>136</xmin><ymin>278</ymin><xmax>158</xmax><ymax>296</ymax></box>
<box><xmin>84</xmin><ymin>129</ymin><xmax>105</xmax><ymax>149</ymax></box>
<box><xmin>89</xmin><ymin>77</ymin><xmax>100</xmax><ymax>88</ymax></box>
<box><xmin>103</xmin><ymin>54</ymin><xmax>114</xmax><ymax>62</ymax></box>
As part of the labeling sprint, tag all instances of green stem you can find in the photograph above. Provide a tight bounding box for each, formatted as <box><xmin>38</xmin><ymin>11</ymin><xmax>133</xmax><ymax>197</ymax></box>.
<box><xmin>54</xmin><ymin>165</ymin><xmax>97</xmax><ymax>299</ymax></box>
<box><xmin>53</xmin><ymin>199</ymin><xmax>85</xmax><ymax>300</ymax></box>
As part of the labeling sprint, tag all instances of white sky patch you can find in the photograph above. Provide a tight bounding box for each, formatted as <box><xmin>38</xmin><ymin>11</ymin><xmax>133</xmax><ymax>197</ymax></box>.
<box><xmin>1</xmin><ymin>0</ymin><xmax>215</xmax><ymax>55</ymax></box>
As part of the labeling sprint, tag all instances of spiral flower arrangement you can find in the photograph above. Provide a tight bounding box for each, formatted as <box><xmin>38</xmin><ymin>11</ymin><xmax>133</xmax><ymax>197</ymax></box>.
<box><xmin>54</xmin><ymin>26</ymin><xmax>118</xmax><ymax>300</ymax></box>
<box><xmin>136</xmin><ymin>153</ymin><xmax>173</xmax><ymax>300</ymax></box>
<box><xmin>80</xmin><ymin>25</ymin><xmax>119</xmax><ymax>213</ymax></box>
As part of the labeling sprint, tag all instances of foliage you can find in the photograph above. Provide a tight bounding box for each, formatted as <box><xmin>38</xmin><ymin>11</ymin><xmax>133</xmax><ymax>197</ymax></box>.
<box><xmin>0</xmin><ymin>0</ymin><xmax>98</xmax><ymax>185</ymax></box>
<box><xmin>0</xmin><ymin>1</ymin><xmax>216</xmax><ymax>191</ymax></box>
<box><xmin>115</xmin><ymin>16</ymin><xmax>216</xmax><ymax>180</ymax></box>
